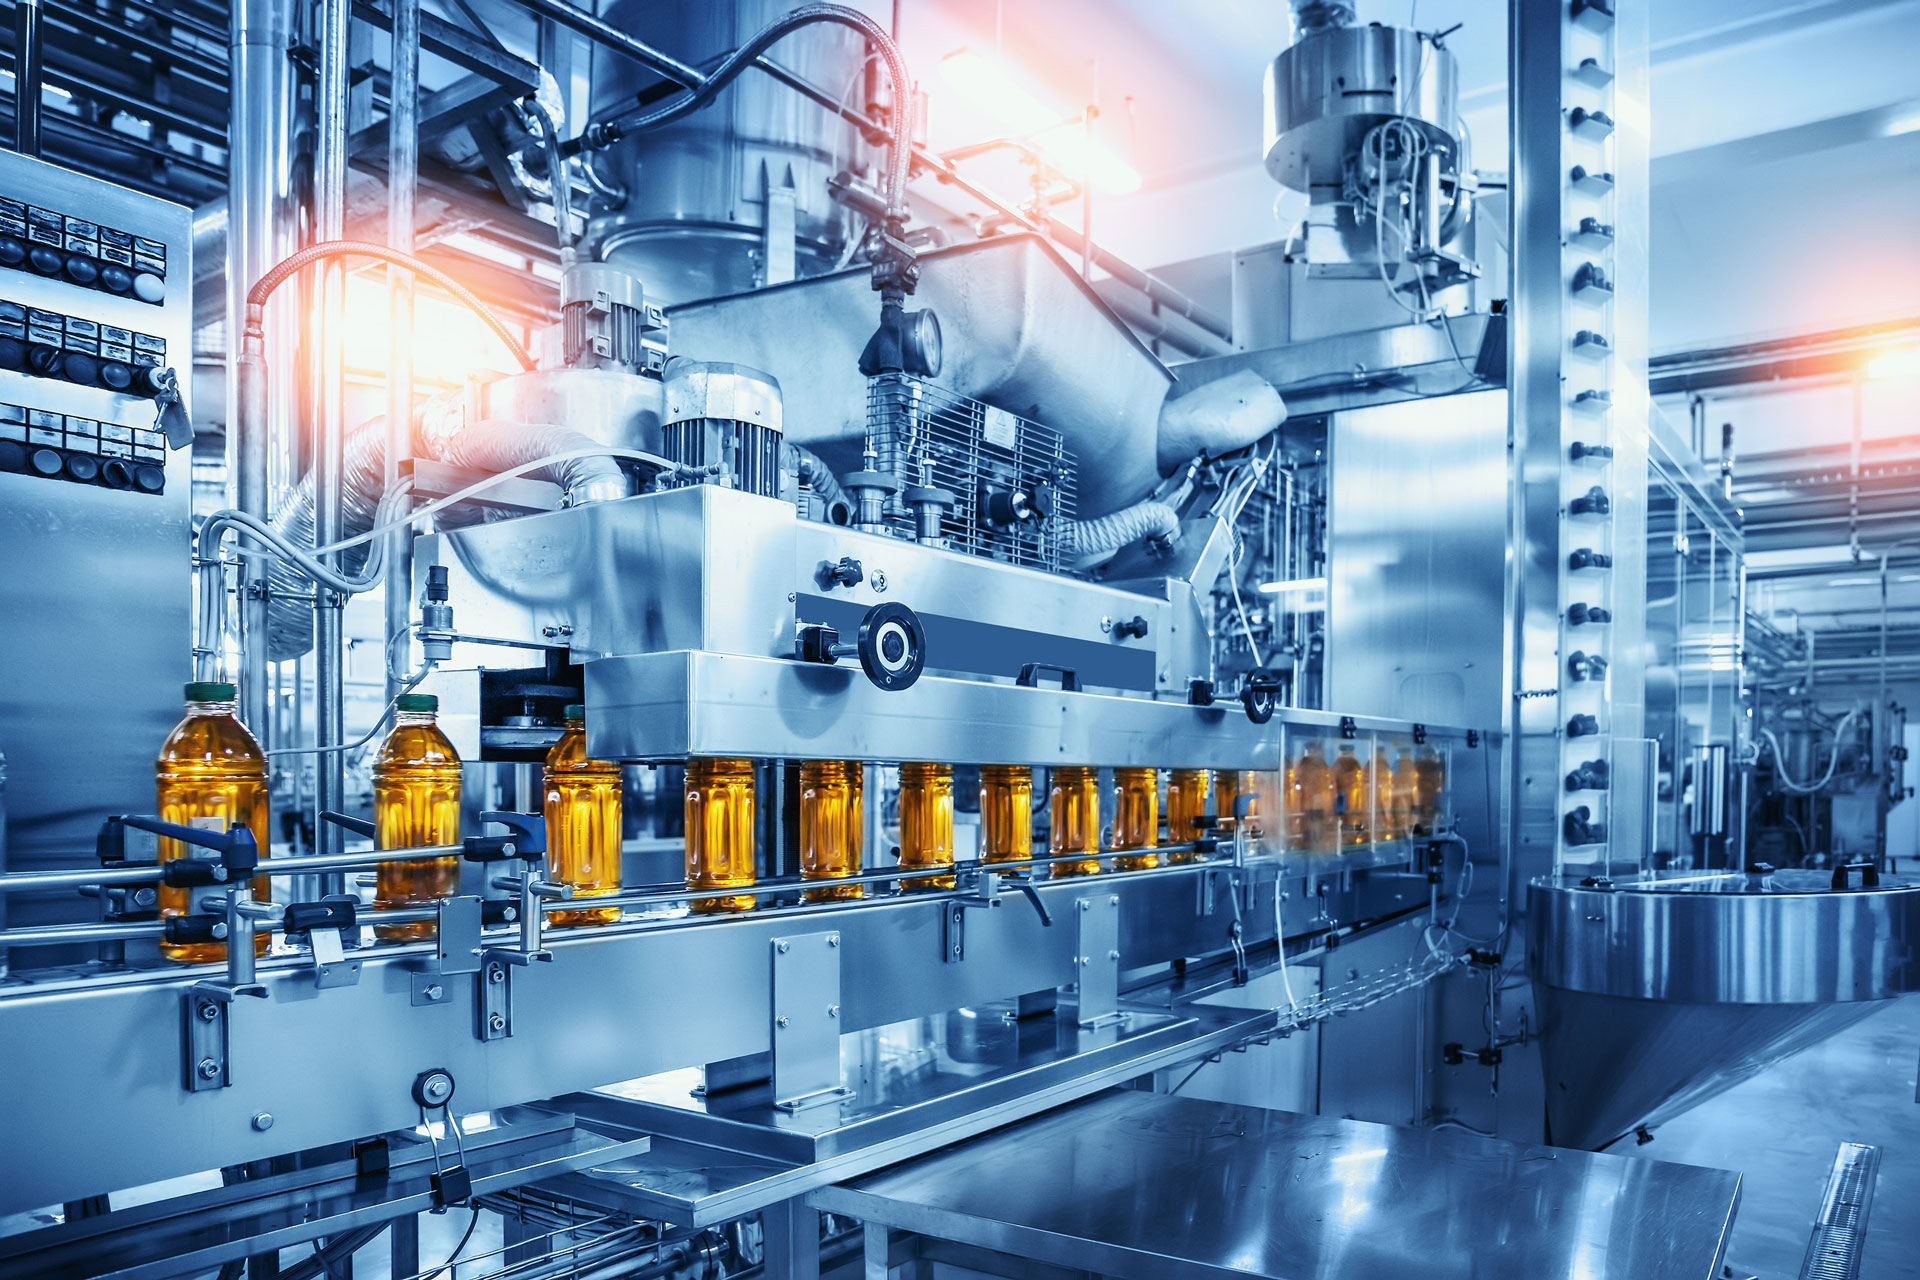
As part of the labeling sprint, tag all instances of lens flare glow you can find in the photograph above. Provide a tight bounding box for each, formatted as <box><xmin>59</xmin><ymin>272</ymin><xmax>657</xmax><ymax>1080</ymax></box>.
<box><xmin>938</xmin><ymin>49</ymin><xmax>1142</xmax><ymax>195</ymax></box>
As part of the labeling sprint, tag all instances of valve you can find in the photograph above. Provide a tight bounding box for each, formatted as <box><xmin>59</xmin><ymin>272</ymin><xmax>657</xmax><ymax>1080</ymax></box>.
<box><xmin>794</xmin><ymin>601</ymin><xmax>927</xmax><ymax>691</ymax></box>
<box><xmin>418</xmin><ymin>564</ymin><xmax>454</xmax><ymax>663</ymax></box>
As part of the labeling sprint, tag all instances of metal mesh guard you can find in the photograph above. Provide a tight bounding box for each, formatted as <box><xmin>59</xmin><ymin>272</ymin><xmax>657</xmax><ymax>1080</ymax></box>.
<box><xmin>864</xmin><ymin>373</ymin><xmax>1077</xmax><ymax>573</ymax></box>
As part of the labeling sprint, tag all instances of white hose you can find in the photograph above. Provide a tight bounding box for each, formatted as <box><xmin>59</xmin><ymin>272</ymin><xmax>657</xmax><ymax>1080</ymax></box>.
<box><xmin>1762</xmin><ymin>707</ymin><xmax>1862</xmax><ymax>794</ymax></box>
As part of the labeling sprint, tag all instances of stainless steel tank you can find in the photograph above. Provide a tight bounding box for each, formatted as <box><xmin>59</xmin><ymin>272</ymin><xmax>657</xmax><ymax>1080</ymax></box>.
<box><xmin>585</xmin><ymin>0</ymin><xmax>873</xmax><ymax>305</ymax></box>
<box><xmin>1263</xmin><ymin>22</ymin><xmax>1459</xmax><ymax>191</ymax></box>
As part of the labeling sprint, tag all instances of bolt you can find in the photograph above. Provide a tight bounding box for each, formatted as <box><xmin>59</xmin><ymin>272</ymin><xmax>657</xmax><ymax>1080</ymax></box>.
<box><xmin>488</xmin><ymin>1013</ymin><xmax>507</xmax><ymax>1032</ymax></box>
<box><xmin>827</xmin><ymin>934</ymin><xmax>840</xmax><ymax>948</ymax></box>
<box><xmin>777</xmin><ymin>1016</ymin><xmax>791</xmax><ymax>1029</ymax></box>
<box><xmin>1108</xmin><ymin>949</ymin><xmax>1120</xmax><ymax>961</ymax></box>
<box><xmin>787</xmin><ymin>592</ymin><xmax>796</xmax><ymax>602</ymax></box>
<box><xmin>210</xmin><ymin>922</ymin><xmax>229</xmax><ymax>940</ymax></box>
<box><xmin>952</xmin><ymin>944</ymin><xmax>962</xmax><ymax>955</ymax></box>
<box><xmin>251</xmin><ymin>1112</ymin><xmax>274</xmax><ymax>1132</ymax></box>
<box><xmin>871</xmin><ymin>570</ymin><xmax>887</xmax><ymax>592</ymax></box>
<box><xmin>1108</xmin><ymin>895</ymin><xmax>1119</xmax><ymax>906</ymax></box>
<box><xmin>501</xmin><ymin>842</ymin><xmax>516</xmax><ymax>857</ymax></box>
<box><xmin>1078</xmin><ymin>900</ymin><xmax>1091</xmax><ymax>912</ymax></box>
<box><xmin>777</xmin><ymin>940</ymin><xmax>791</xmax><ymax>954</ymax></box>
<box><xmin>827</xmin><ymin>1004</ymin><xmax>840</xmax><ymax>1018</ymax></box>
<box><xmin>1079</xmin><ymin>955</ymin><xmax>1090</xmax><ymax>967</ymax></box>
<box><xmin>488</xmin><ymin>966</ymin><xmax>504</xmax><ymax>983</ymax></box>
<box><xmin>424</xmin><ymin>984</ymin><xmax>444</xmax><ymax>1001</ymax></box>
<box><xmin>1347</xmin><ymin>968</ymin><xmax>1360</xmax><ymax>981</ymax></box>
<box><xmin>197</xmin><ymin>1058</ymin><xmax>220</xmax><ymax>1081</ymax></box>
<box><xmin>196</xmin><ymin>1000</ymin><xmax>220</xmax><ymax>1022</ymax></box>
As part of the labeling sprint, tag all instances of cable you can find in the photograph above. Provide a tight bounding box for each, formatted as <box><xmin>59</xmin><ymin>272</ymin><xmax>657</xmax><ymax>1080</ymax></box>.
<box><xmin>244</xmin><ymin>240</ymin><xmax>535</xmax><ymax>372</ymax></box>
<box><xmin>419</xmin><ymin>1206</ymin><xmax>481</xmax><ymax>1280</ymax></box>
<box><xmin>1228</xmin><ymin>535</ymin><xmax>1266</xmax><ymax>668</ymax></box>
<box><xmin>264</xmin><ymin>658</ymin><xmax>437</xmax><ymax>759</ymax></box>
<box><xmin>1273</xmin><ymin>858</ymin><xmax>1300</xmax><ymax>1023</ymax></box>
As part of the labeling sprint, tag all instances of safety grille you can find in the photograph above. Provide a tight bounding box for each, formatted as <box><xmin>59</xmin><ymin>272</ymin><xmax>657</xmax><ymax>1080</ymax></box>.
<box><xmin>864</xmin><ymin>373</ymin><xmax>1076</xmax><ymax>573</ymax></box>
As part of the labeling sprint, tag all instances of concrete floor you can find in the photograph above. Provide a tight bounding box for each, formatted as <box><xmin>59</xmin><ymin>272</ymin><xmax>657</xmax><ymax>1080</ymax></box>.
<box><xmin>1615</xmin><ymin>995</ymin><xmax>1920</xmax><ymax>1280</ymax></box>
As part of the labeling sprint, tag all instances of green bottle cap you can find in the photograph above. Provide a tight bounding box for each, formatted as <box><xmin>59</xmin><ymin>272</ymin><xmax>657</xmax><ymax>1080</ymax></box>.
<box><xmin>564</xmin><ymin>703</ymin><xmax>586</xmax><ymax>720</ymax></box>
<box><xmin>394</xmin><ymin>693</ymin><xmax>438</xmax><ymax>713</ymax></box>
<box><xmin>185</xmin><ymin>681</ymin><xmax>236</xmax><ymax>702</ymax></box>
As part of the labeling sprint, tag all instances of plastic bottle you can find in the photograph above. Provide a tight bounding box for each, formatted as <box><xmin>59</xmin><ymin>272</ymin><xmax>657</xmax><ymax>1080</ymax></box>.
<box><xmin>979</xmin><ymin>765</ymin><xmax>1033</xmax><ymax>864</ymax></box>
<box><xmin>800</xmin><ymin>760</ymin><xmax>863</xmax><ymax>901</ymax></box>
<box><xmin>1283</xmin><ymin>743</ymin><xmax>1333</xmax><ymax>854</ymax></box>
<box><xmin>156</xmin><ymin>681</ymin><xmax>271</xmax><ymax>963</ymax></box>
<box><xmin>1110</xmin><ymin>767</ymin><xmax>1160</xmax><ymax>871</ymax></box>
<box><xmin>372</xmin><ymin>693</ymin><xmax>462</xmax><ymax>940</ymax></box>
<box><xmin>685</xmin><ymin>757</ymin><xmax>756</xmax><ymax>913</ymax></box>
<box><xmin>1413</xmin><ymin>746</ymin><xmax>1447</xmax><ymax>834</ymax></box>
<box><xmin>1332</xmin><ymin>743</ymin><xmax>1367</xmax><ymax>847</ymax></box>
<box><xmin>1165</xmin><ymin>768</ymin><xmax>1209</xmax><ymax>863</ymax></box>
<box><xmin>544</xmin><ymin>704</ymin><xmax>622</xmax><ymax>926</ymax></box>
<box><xmin>896</xmin><ymin>762</ymin><xmax>955</xmax><ymax>891</ymax></box>
<box><xmin>1393</xmin><ymin>748</ymin><xmax>1419</xmax><ymax>841</ymax></box>
<box><xmin>1049</xmin><ymin>766</ymin><xmax>1103</xmax><ymax>878</ymax></box>
<box><xmin>1372</xmin><ymin>744</ymin><xmax>1399</xmax><ymax>842</ymax></box>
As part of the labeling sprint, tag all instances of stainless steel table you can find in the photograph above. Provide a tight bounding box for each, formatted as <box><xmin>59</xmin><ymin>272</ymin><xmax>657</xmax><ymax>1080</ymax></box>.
<box><xmin>810</xmin><ymin>1090</ymin><xmax>1742</xmax><ymax>1280</ymax></box>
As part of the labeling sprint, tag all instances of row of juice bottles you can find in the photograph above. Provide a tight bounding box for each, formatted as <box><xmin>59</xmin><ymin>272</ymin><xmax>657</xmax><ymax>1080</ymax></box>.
<box><xmin>153</xmin><ymin>683</ymin><xmax>1449</xmax><ymax>957</ymax></box>
<box><xmin>1285</xmin><ymin>740</ymin><xmax>1448</xmax><ymax>854</ymax></box>
<box><xmin>154</xmin><ymin>683</ymin><xmax>617</xmax><ymax>963</ymax></box>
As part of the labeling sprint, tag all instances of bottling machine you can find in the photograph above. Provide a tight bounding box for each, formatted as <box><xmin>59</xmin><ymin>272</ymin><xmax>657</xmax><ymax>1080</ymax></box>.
<box><xmin>0</xmin><ymin>2</ymin><xmax>1908</xmax><ymax>1278</ymax></box>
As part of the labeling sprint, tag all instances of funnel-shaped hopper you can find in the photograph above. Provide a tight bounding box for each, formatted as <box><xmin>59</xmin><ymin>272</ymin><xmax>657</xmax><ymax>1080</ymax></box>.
<box><xmin>1529</xmin><ymin>872</ymin><xmax>1920</xmax><ymax>1151</ymax></box>
<box><xmin>1534</xmin><ymin>985</ymin><xmax>1886</xmax><ymax>1150</ymax></box>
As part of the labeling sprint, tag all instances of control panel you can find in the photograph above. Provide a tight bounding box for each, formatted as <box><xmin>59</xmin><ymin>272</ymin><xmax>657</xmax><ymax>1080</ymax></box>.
<box><xmin>0</xmin><ymin>153</ymin><xmax>188</xmax><ymax>497</ymax></box>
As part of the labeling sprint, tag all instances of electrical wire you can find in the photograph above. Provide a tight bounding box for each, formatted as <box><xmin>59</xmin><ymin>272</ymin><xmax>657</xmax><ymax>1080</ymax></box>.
<box><xmin>418</xmin><ymin>1206</ymin><xmax>480</xmax><ymax>1280</ymax></box>
<box><xmin>1273</xmin><ymin>858</ymin><xmax>1300</xmax><ymax>1023</ymax></box>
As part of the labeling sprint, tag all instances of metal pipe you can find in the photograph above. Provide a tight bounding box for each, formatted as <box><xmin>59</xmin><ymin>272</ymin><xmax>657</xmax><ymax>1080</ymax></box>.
<box><xmin>12</xmin><ymin>0</ymin><xmax>42</xmax><ymax>157</ymax></box>
<box><xmin>385</xmin><ymin>0</ymin><xmax>420</xmax><ymax>700</ymax></box>
<box><xmin>0</xmin><ymin>844</ymin><xmax>471</xmax><ymax>896</ymax></box>
<box><xmin>314</xmin><ymin>0</ymin><xmax>351</xmax><ymax>868</ymax></box>
<box><xmin>227</xmin><ymin>0</ymin><xmax>299</xmax><ymax>740</ymax></box>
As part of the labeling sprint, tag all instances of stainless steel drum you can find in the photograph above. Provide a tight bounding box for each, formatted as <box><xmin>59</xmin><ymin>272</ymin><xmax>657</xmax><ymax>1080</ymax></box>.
<box><xmin>1529</xmin><ymin>870</ymin><xmax>1920</xmax><ymax>1150</ymax></box>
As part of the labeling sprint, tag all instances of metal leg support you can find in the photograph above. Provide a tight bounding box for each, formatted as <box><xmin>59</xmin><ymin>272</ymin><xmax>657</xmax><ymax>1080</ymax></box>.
<box><xmin>762</xmin><ymin>1198</ymin><xmax>820</xmax><ymax>1280</ymax></box>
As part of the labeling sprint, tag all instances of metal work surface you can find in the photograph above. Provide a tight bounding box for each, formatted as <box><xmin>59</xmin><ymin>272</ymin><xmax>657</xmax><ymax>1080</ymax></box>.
<box><xmin>812</xmin><ymin>1090</ymin><xmax>1742</xmax><ymax>1280</ymax></box>
<box><xmin>552</xmin><ymin>1002</ymin><xmax>1275</xmax><ymax>1225</ymax></box>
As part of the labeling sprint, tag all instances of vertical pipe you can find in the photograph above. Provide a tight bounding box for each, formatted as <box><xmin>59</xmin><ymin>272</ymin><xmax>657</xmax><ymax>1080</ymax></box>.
<box><xmin>385</xmin><ymin>0</ymin><xmax>420</xmax><ymax>698</ymax></box>
<box><xmin>229</xmin><ymin>0</ymin><xmax>298</xmax><ymax>748</ymax></box>
<box><xmin>13</xmin><ymin>0</ymin><xmax>42</xmax><ymax>158</ymax></box>
<box><xmin>314</xmin><ymin>0</ymin><xmax>351</xmax><ymax>860</ymax></box>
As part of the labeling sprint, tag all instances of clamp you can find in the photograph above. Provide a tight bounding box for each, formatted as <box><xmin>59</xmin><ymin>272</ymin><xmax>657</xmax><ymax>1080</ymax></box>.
<box><xmin>411</xmin><ymin>1068</ymin><xmax>472</xmax><ymax>1210</ymax></box>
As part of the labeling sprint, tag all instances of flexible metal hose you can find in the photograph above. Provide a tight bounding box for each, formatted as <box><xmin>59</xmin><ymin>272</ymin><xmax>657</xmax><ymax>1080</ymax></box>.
<box><xmin>523</xmin><ymin>99</ymin><xmax>576</xmax><ymax>258</ymax></box>
<box><xmin>244</xmin><ymin>239</ymin><xmax>536</xmax><ymax>371</ymax></box>
<box><xmin>1058</xmin><ymin>498</ymin><xmax>1182</xmax><ymax>561</ymax></box>
<box><xmin>588</xmin><ymin>4</ymin><xmax>913</xmax><ymax>223</ymax></box>
<box><xmin>264</xmin><ymin>417</ymin><xmax>627</xmax><ymax>660</ymax></box>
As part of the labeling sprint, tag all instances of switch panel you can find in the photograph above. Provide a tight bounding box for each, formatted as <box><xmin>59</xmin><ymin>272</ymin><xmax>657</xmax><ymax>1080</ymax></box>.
<box><xmin>0</xmin><ymin>196</ymin><xmax>168</xmax><ymax>304</ymax></box>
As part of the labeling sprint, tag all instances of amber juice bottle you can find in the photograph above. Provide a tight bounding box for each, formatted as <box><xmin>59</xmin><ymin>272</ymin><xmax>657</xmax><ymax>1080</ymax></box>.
<box><xmin>800</xmin><ymin>760</ymin><xmax>864</xmax><ymax>901</ymax></box>
<box><xmin>685</xmin><ymin>757</ymin><xmax>756</xmax><ymax>913</ymax></box>
<box><xmin>896</xmin><ymin>762</ymin><xmax>956</xmax><ymax>891</ymax></box>
<box><xmin>979</xmin><ymin>765</ymin><xmax>1034</xmax><ymax>864</ymax></box>
<box><xmin>1165</xmin><ymin>768</ymin><xmax>1209</xmax><ymax>863</ymax></box>
<box><xmin>1048</xmin><ymin>765</ymin><xmax>1103</xmax><ymax>878</ymax></box>
<box><xmin>1393</xmin><ymin>748</ymin><xmax>1419</xmax><ymax>840</ymax></box>
<box><xmin>1413</xmin><ymin>746</ymin><xmax>1446</xmax><ymax>834</ymax></box>
<box><xmin>1371</xmin><ymin>745</ymin><xmax>1399</xmax><ymax>842</ymax></box>
<box><xmin>1110</xmin><ymin>767</ymin><xmax>1160</xmax><ymax>871</ymax></box>
<box><xmin>373</xmin><ymin>693</ymin><xmax>462</xmax><ymax>940</ymax></box>
<box><xmin>1290</xmin><ymin>742</ymin><xmax>1336</xmax><ymax>854</ymax></box>
<box><xmin>156</xmin><ymin>681</ymin><xmax>272</xmax><ymax>963</ymax></box>
<box><xmin>1332</xmin><ymin>744</ymin><xmax>1367</xmax><ymax>847</ymax></box>
<box><xmin>545</xmin><ymin>704</ymin><xmax>622</xmax><ymax>926</ymax></box>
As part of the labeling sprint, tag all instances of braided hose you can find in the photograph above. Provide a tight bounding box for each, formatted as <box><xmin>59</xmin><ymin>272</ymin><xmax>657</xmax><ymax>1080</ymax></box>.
<box><xmin>244</xmin><ymin>239</ymin><xmax>536</xmax><ymax>371</ymax></box>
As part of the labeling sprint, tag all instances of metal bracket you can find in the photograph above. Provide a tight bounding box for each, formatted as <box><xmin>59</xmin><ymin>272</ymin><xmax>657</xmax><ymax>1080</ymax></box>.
<box><xmin>477</xmin><ymin>958</ymin><xmax>513</xmax><ymax>1041</ymax></box>
<box><xmin>437</xmin><ymin>896</ymin><xmax>483</xmax><ymax>975</ymax></box>
<box><xmin>310</xmin><ymin>926</ymin><xmax>361</xmax><ymax>990</ymax></box>
<box><xmin>182</xmin><ymin>989</ymin><xmax>231</xmax><ymax>1092</ymax></box>
<box><xmin>771</xmin><ymin>931</ymin><xmax>851</xmax><ymax>1111</ymax></box>
<box><xmin>1074</xmin><ymin>895</ymin><xmax>1124</xmax><ymax>1028</ymax></box>
<box><xmin>943</xmin><ymin>901</ymin><xmax>966</xmax><ymax>963</ymax></box>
